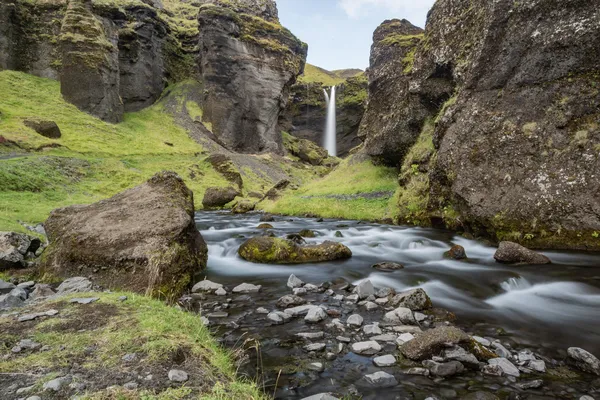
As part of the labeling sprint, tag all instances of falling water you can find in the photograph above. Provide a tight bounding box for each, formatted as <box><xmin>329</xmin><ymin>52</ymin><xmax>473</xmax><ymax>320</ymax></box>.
<box><xmin>323</xmin><ymin>86</ymin><xmax>337</xmax><ymax>156</ymax></box>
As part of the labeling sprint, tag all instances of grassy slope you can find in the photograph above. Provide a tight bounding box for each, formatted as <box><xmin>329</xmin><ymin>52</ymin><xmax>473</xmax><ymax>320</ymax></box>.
<box><xmin>0</xmin><ymin>291</ymin><xmax>266</xmax><ymax>399</ymax></box>
<box><xmin>260</xmin><ymin>156</ymin><xmax>399</xmax><ymax>221</ymax></box>
<box><xmin>0</xmin><ymin>71</ymin><xmax>235</xmax><ymax>234</ymax></box>
<box><xmin>298</xmin><ymin>63</ymin><xmax>363</xmax><ymax>86</ymax></box>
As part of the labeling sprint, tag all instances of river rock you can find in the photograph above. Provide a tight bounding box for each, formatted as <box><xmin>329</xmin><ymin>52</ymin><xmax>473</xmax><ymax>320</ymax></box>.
<box><xmin>568</xmin><ymin>347</ymin><xmax>600</xmax><ymax>375</ymax></box>
<box><xmin>517</xmin><ymin>380</ymin><xmax>544</xmax><ymax>390</ymax></box>
<box><xmin>232</xmin><ymin>201</ymin><xmax>256</xmax><ymax>214</ymax></box>
<box><xmin>371</xmin><ymin>334</ymin><xmax>397</xmax><ymax>343</ymax></box>
<box><xmin>491</xmin><ymin>342</ymin><xmax>511</xmax><ymax>359</ymax></box>
<box><xmin>352</xmin><ymin>341</ymin><xmax>382</xmax><ymax>355</ymax></box>
<box><xmin>202</xmin><ymin>187</ymin><xmax>240</xmax><ymax>209</ymax></box>
<box><xmin>287</xmin><ymin>274</ymin><xmax>304</xmax><ymax>288</ymax></box>
<box><xmin>443</xmin><ymin>346</ymin><xmax>480</xmax><ymax>367</ymax></box>
<box><xmin>268</xmin><ymin>311</ymin><xmax>290</xmax><ymax>325</ymax></box>
<box><xmin>493</xmin><ymin>242</ymin><xmax>551</xmax><ymax>265</ymax></box>
<box><xmin>405</xmin><ymin>367</ymin><xmax>429</xmax><ymax>376</ymax></box>
<box><xmin>0</xmin><ymin>292</ymin><xmax>25</xmax><ymax>310</ymax></box>
<box><xmin>168</xmin><ymin>369</ymin><xmax>188</xmax><ymax>382</ymax></box>
<box><xmin>363</xmin><ymin>323</ymin><xmax>382</xmax><ymax>336</ymax></box>
<box><xmin>390</xmin><ymin>288</ymin><xmax>432</xmax><ymax>311</ymax></box>
<box><xmin>481</xmin><ymin>364</ymin><xmax>503</xmax><ymax>376</ymax></box>
<box><xmin>400</xmin><ymin>326</ymin><xmax>470</xmax><ymax>361</ymax></box>
<box><xmin>364</xmin><ymin>301</ymin><xmax>378</xmax><ymax>311</ymax></box>
<box><xmin>301</xmin><ymin>394</ymin><xmax>339</xmax><ymax>400</ymax></box>
<box><xmin>285</xmin><ymin>305</ymin><xmax>316</xmax><ymax>317</ymax></box>
<box><xmin>462</xmin><ymin>392</ymin><xmax>500</xmax><ymax>400</ymax></box>
<box><xmin>372</xmin><ymin>262</ymin><xmax>404</xmax><ymax>272</ymax></box>
<box><xmin>396</xmin><ymin>332</ymin><xmax>415</xmax><ymax>345</ymax></box>
<box><xmin>488</xmin><ymin>357</ymin><xmax>520</xmax><ymax>377</ymax></box>
<box><xmin>374</xmin><ymin>354</ymin><xmax>396</xmax><ymax>367</ymax></box>
<box><xmin>528</xmin><ymin>359</ymin><xmax>546</xmax><ymax>372</ymax></box>
<box><xmin>423</xmin><ymin>360</ymin><xmax>465</xmax><ymax>377</ymax></box>
<box><xmin>383</xmin><ymin>307</ymin><xmax>415</xmax><ymax>324</ymax></box>
<box><xmin>192</xmin><ymin>280</ymin><xmax>223</xmax><ymax>293</ymax></box>
<box><xmin>40</xmin><ymin>172</ymin><xmax>207</xmax><ymax>299</ymax></box>
<box><xmin>347</xmin><ymin>314</ymin><xmax>364</xmax><ymax>327</ymax></box>
<box><xmin>363</xmin><ymin>371</ymin><xmax>397</xmax><ymax>387</ymax></box>
<box><xmin>56</xmin><ymin>277</ymin><xmax>92</xmax><ymax>295</ymax></box>
<box><xmin>472</xmin><ymin>336</ymin><xmax>491</xmax><ymax>347</ymax></box>
<box><xmin>276</xmin><ymin>294</ymin><xmax>306</xmax><ymax>308</ymax></box>
<box><xmin>238</xmin><ymin>236</ymin><xmax>352</xmax><ymax>264</ymax></box>
<box><xmin>304</xmin><ymin>343</ymin><xmax>326</xmax><ymax>352</ymax></box>
<box><xmin>444</xmin><ymin>245</ymin><xmax>467</xmax><ymax>260</ymax></box>
<box><xmin>9</xmin><ymin>287</ymin><xmax>27</xmax><ymax>301</ymax></box>
<box><xmin>297</xmin><ymin>332</ymin><xmax>325</xmax><ymax>340</ymax></box>
<box><xmin>355</xmin><ymin>280</ymin><xmax>375</xmax><ymax>299</ymax></box>
<box><xmin>308</xmin><ymin>362</ymin><xmax>324</xmax><ymax>372</ymax></box>
<box><xmin>232</xmin><ymin>283</ymin><xmax>261</xmax><ymax>293</ymax></box>
<box><xmin>0</xmin><ymin>232</ymin><xmax>41</xmax><ymax>269</ymax></box>
<box><xmin>305</xmin><ymin>307</ymin><xmax>327</xmax><ymax>323</ymax></box>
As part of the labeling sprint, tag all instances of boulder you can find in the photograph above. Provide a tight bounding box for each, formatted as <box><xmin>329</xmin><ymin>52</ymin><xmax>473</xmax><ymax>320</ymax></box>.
<box><xmin>238</xmin><ymin>236</ymin><xmax>352</xmax><ymax>264</ymax></box>
<box><xmin>372</xmin><ymin>262</ymin><xmax>404</xmax><ymax>272</ymax></box>
<box><xmin>494</xmin><ymin>242</ymin><xmax>551</xmax><ymax>265</ymax></box>
<box><xmin>298</xmin><ymin>229</ymin><xmax>316</xmax><ymax>238</ymax></box>
<box><xmin>260</xmin><ymin>214</ymin><xmax>275</xmax><ymax>222</ymax></box>
<box><xmin>282</xmin><ymin>132</ymin><xmax>329</xmax><ymax>165</ymax></box>
<box><xmin>400</xmin><ymin>326</ymin><xmax>470</xmax><ymax>361</ymax></box>
<box><xmin>23</xmin><ymin>119</ymin><xmax>61</xmax><ymax>139</ymax></box>
<box><xmin>192</xmin><ymin>280</ymin><xmax>223</xmax><ymax>293</ymax></box>
<box><xmin>390</xmin><ymin>288</ymin><xmax>432</xmax><ymax>311</ymax></box>
<box><xmin>232</xmin><ymin>201</ymin><xmax>256</xmax><ymax>214</ymax></box>
<box><xmin>205</xmin><ymin>154</ymin><xmax>243</xmax><ymax>189</ymax></box>
<box><xmin>263</xmin><ymin>179</ymin><xmax>291</xmax><ymax>201</ymax></box>
<box><xmin>0</xmin><ymin>232</ymin><xmax>41</xmax><ymax>270</ymax></box>
<box><xmin>202</xmin><ymin>187</ymin><xmax>240</xmax><ymax>209</ymax></box>
<box><xmin>40</xmin><ymin>172</ymin><xmax>208</xmax><ymax>299</ymax></box>
<box><xmin>444</xmin><ymin>245</ymin><xmax>467</xmax><ymax>260</ymax></box>
<box><xmin>568</xmin><ymin>347</ymin><xmax>600</xmax><ymax>376</ymax></box>
<box><xmin>257</xmin><ymin>223</ymin><xmax>274</xmax><ymax>229</ymax></box>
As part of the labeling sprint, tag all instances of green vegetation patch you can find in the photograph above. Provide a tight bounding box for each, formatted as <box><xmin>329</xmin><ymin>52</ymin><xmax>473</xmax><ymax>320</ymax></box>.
<box><xmin>0</xmin><ymin>292</ymin><xmax>265</xmax><ymax>399</ymax></box>
<box><xmin>261</xmin><ymin>156</ymin><xmax>398</xmax><ymax>221</ymax></box>
<box><xmin>298</xmin><ymin>64</ymin><xmax>348</xmax><ymax>86</ymax></box>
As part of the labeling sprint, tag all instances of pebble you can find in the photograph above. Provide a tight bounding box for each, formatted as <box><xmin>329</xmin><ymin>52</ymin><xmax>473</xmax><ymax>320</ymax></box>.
<box><xmin>192</xmin><ymin>280</ymin><xmax>223</xmax><ymax>293</ymax></box>
<box><xmin>373</xmin><ymin>354</ymin><xmax>396</xmax><ymax>367</ymax></box>
<box><xmin>375</xmin><ymin>297</ymin><xmax>389</xmax><ymax>305</ymax></box>
<box><xmin>256</xmin><ymin>307</ymin><xmax>269</xmax><ymax>314</ymax></box>
<box><xmin>305</xmin><ymin>307</ymin><xmax>327</xmax><ymax>323</ymax></box>
<box><xmin>308</xmin><ymin>362</ymin><xmax>324</xmax><ymax>372</ymax></box>
<box><xmin>69</xmin><ymin>297</ymin><xmax>100</xmax><ymax>304</ymax></box>
<box><xmin>336</xmin><ymin>336</ymin><xmax>351</xmax><ymax>343</ymax></box>
<box><xmin>383</xmin><ymin>307</ymin><xmax>415</xmax><ymax>324</ymax></box>
<box><xmin>215</xmin><ymin>288</ymin><xmax>227</xmax><ymax>296</ymax></box>
<box><xmin>363</xmin><ymin>323</ymin><xmax>382</xmax><ymax>336</ymax></box>
<box><xmin>396</xmin><ymin>332</ymin><xmax>415</xmax><ymax>345</ymax></box>
<box><xmin>297</xmin><ymin>332</ymin><xmax>325</xmax><ymax>340</ymax></box>
<box><xmin>232</xmin><ymin>283</ymin><xmax>261</xmax><ymax>293</ymax></box>
<box><xmin>371</xmin><ymin>334</ymin><xmax>397</xmax><ymax>342</ymax></box>
<box><xmin>423</xmin><ymin>360</ymin><xmax>465</xmax><ymax>377</ymax></box>
<box><xmin>304</xmin><ymin>343</ymin><xmax>326</xmax><ymax>352</ymax></box>
<box><xmin>488</xmin><ymin>357</ymin><xmax>520</xmax><ymax>377</ymax></box>
<box><xmin>517</xmin><ymin>379</ymin><xmax>543</xmax><ymax>390</ymax></box>
<box><xmin>43</xmin><ymin>376</ymin><xmax>70</xmax><ymax>391</ymax></box>
<box><xmin>351</xmin><ymin>341</ymin><xmax>382</xmax><ymax>355</ymax></box>
<box><xmin>364</xmin><ymin>371</ymin><xmax>397</xmax><ymax>387</ymax></box>
<box><xmin>347</xmin><ymin>314</ymin><xmax>363</xmax><ymax>327</ymax></box>
<box><xmin>267</xmin><ymin>311</ymin><xmax>289</xmax><ymax>325</ymax></box>
<box><xmin>123</xmin><ymin>381</ymin><xmax>138</xmax><ymax>390</ymax></box>
<box><xmin>287</xmin><ymin>274</ymin><xmax>304</xmax><ymax>289</ymax></box>
<box><xmin>168</xmin><ymin>369</ymin><xmax>189</xmax><ymax>382</ymax></box>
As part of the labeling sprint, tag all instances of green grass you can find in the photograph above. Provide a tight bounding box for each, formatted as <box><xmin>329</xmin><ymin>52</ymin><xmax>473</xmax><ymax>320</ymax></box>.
<box><xmin>0</xmin><ymin>291</ymin><xmax>266</xmax><ymax>399</ymax></box>
<box><xmin>0</xmin><ymin>71</ymin><xmax>232</xmax><ymax>232</ymax></box>
<box><xmin>260</xmin><ymin>156</ymin><xmax>399</xmax><ymax>221</ymax></box>
<box><xmin>298</xmin><ymin>64</ymin><xmax>347</xmax><ymax>86</ymax></box>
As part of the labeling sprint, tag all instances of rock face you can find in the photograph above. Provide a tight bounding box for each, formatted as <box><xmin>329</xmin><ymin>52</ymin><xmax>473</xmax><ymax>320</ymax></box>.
<box><xmin>282</xmin><ymin>75</ymin><xmax>367</xmax><ymax>157</ymax></box>
<box><xmin>40</xmin><ymin>172</ymin><xmax>208</xmax><ymax>299</ymax></box>
<box><xmin>360</xmin><ymin>0</ymin><xmax>600</xmax><ymax>250</ymax></box>
<box><xmin>197</xmin><ymin>0</ymin><xmax>307</xmax><ymax>154</ymax></box>
<box><xmin>238</xmin><ymin>236</ymin><xmax>352</xmax><ymax>264</ymax></box>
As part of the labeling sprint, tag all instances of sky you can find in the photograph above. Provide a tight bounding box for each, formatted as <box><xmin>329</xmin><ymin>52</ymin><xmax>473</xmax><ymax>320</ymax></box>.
<box><xmin>276</xmin><ymin>0</ymin><xmax>436</xmax><ymax>71</ymax></box>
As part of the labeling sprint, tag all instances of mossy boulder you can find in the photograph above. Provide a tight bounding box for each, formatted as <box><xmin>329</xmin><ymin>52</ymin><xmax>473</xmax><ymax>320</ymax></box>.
<box><xmin>40</xmin><ymin>171</ymin><xmax>208</xmax><ymax>300</ymax></box>
<box><xmin>232</xmin><ymin>200</ymin><xmax>256</xmax><ymax>214</ymax></box>
<box><xmin>23</xmin><ymin>118</ymin><xmax>62</xmax><ymax>139</ymax></box>
<box><xmin>238</xmin><ymin>236</ymin><xmax>352</xmax><ymax>264</ymax></box>
<box><xmin>494</xmin><ymin>241</ymin><xmax>551</xmax><ymax>265</ymax></box>
<box><xmin>202</xmin><ymin>186</ymin><xmax>240</xmax><ymax>209</ymax></box>
<box><xmin>400</xmin><ymin>326</ymin><xmax>470</xmax><ymax>361</ymax></box>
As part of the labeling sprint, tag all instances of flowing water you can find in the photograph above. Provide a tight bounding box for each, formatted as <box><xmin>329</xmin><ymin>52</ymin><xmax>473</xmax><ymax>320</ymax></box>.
<box><xmin>323</xmin><ymin>86</ymin><xmax>337</xmax><ymax>157</ymax></box>
<box><xmin>195</xmin><ymin>211</ymin><xmax>600</xmax><ymax>398</ymax></box>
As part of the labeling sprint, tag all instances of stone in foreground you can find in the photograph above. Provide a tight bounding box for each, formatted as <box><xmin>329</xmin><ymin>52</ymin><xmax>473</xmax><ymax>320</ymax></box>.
<box><xmin>364</xmin><ymin>371</ymin><xmax>397</xmax><ymax>387</ymax></box>
<box><xmin>238</xmin><ymin>236</ymin><xmax>352</xmax><ymax>264</ymax></box>
<box><xmin>400</xmin><ymin>326</ymin><xmax>470</xmax><ymax>361</ymax></box>
<box><xmin>40</xmin><ymin>172</ymin><xmax>207</xmax><ymax>299</ymax></box>
<box><xmin>168</xmin><ymin>369</ymin><xmax>188</xmax><ymax>382</ymax></box>
<box><xmin>568</xmin><ymin>347</ymin><xmax>600</xmax><ymax>376</ymax></box>
<box><xmin>494</xmin><ymin>241</ymin><xmax>551</xmax><ymax>265</ymax></box>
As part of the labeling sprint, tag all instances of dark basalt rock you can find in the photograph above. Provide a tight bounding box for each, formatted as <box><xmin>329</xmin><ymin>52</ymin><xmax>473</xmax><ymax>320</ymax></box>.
<box><xmin>23</xmin><ymin>119</ymin><xmax>61</xmax><ymax>139</ymax></box>
<box><xmin>197</xmin><ymin>0</ymin><xmax>307</xmax><ymax>154</ymax></box>
<box><xmin>444</xmin><ymin>245</ymin><xmax>467</xmax><ymax>260</ymax></box>
<box><xmin>494</xmin><ymin>241</ymin><xmax>551</xmax><ymax>265</ymax></box>
<box><xmin>202</xmin><ymin>187</ymin><xmax>240</xmax><ymax>209</ymax></box>
<box><xmin>238</xmin><ymin>236</ymin><xmax>352</xmax><ymax>264</ymax></box>
<box><xmin>40</xmin><ymin>171</ymin><xmax>207</xmax><ymax>299</ymax></box>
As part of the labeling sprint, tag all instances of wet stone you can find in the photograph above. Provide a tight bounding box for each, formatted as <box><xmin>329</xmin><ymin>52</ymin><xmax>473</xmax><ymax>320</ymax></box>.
<box><xmin>364</xmin><ymin>301</ymin><xmax>378</xmax><ymax>311</ymax></box>
<box><xmin>308</xmin><ymin>362</ymin><xmax>324</xmax><ymax>372</ymax></box>
<box><xmin>363</xmin><ymin>323</ymin><xmax>382</xmax><ymax>336</ymax></box>
<box><xmin>373</xmin><ymin>354</ymin><xmax>396</xmax><ymax>367</ymax></box>
<box><xmin>347</xmin><ymin>314</ymin><xmax>364</xmax><ymax>327</ymax></box>
<box><xmin>305</xmin><ymin>307</ymin><xmax>327</xmax><ymax>323</ymax></box>
<box><xmin>336</xmin><ymin>336</ymin><xmax>351</xmax><ymax>343</ymax></box>
<box><xmin>351</xmin><ymin>341</ymin><xmax>382</xmax><ymax>355</ymax></box>
<box><xmin>529</xmin><ymin>359</ymin><xmax>546</xmax><ymax>372</ymax></box>
<box><xmin>488</xmin><ymin>357</ymin><xmax>520</xmax><ymax>377</ymax></box>
<box><xmin>277</xmin><ymin>295</ymin><xmax>307</xmax><ymax>308</ymax></box>
<box><xmin>256</xmin><ymin>307</ymin><xmax>269</xmax><ymax>314</ymax></box>
<box><xmin>517</xmin><ymin>379</ymin><xmax>543</xmax><ymax>390</ymax></box>
<box><xmin>287</xmin><ymin>274</ymin><xmax>304</xmax><ymax>289</ymax></box>
<box><xmin>423</xmin><ymin>360</ymin><xmax>465</xmax><ymax>377</ymax></box>
<box><xmin>355</xmin><ymin>280</ymin><xmax>375</xmax><ymax>299</ymax></box>
<box><xmin>304</xmin><ymin>343</ymin><xmax>326</xmax><ymax>352</ymax></box>
<box><xmin>473</xmin><ymin>336</ymin><xmax>491</xmax><ymax>347</ymax></box>
<box><xmin>371</xmin><ymin>334</ymin><xmax>397</xmax><ymax>342</ymax></box>
<box><xmin>297</xmin><ymin>332</ymin><xmax>325</xmax><ymax>340</ymax></box>
<box><xmin>232</xmin><ymin>283</ymin><xmax>261</xmax><ymax>293</ymax></box>
<box><xmin>363</xmin><ymin>371</ymin><xmax>397</xmax><ymax>387</ymax></box>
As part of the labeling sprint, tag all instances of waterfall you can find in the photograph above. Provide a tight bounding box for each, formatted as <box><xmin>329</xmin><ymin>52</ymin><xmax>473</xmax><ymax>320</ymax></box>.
<box><xmin>323</xmin><ymin>86</ymin><xmax>337</xmax><ymax>157</ymax></box>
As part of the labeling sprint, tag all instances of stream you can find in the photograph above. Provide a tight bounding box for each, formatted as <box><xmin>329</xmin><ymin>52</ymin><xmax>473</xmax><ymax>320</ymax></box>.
<box><xmin>194</xmin><ymin>211</ymin><xmax>600</xmax><ymax>399</ymax></box>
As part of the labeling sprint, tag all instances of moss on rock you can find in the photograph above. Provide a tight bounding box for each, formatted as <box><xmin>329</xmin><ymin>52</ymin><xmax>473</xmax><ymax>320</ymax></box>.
<box><xmin>238</xmin><ymin>236</ymin><xmax>351</xmax><ymax>264</ymax></box>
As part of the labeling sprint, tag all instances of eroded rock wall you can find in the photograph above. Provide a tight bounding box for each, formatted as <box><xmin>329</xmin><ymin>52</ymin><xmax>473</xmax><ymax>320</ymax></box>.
<box><xmin>361</xmin><ymin>0</ymin><xmax>600</xmax><ymax>249</ymax></box>
<box><xmin>197</xmin><ymin>0</ymin><xmax>307</xmax><ymax>154</ymax></box>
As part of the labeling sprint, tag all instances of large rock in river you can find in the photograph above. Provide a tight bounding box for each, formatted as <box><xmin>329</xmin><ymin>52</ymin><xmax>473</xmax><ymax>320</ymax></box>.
<box><xmin>238</xmin><ymin>236</ymin><xmax>352</xmax><ymax>264</ymax></box>
<box><xmin>40</xmin><ymin>172</ymin><xmax>207</xmax><ymax>299</ymax></box>
<box><xmin>202</xmin><ymin>187</ymin><xmax>240</xmax><ymax>209</ymax></box>
<box><xmin>494</xmin><ymin>241</ymin><xmax>551</xmax><ymax>265</ymax></box>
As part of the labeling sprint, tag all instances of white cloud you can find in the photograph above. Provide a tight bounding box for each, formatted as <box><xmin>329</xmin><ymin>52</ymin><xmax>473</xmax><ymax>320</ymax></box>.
<box><xmin>338</xmin><ymin>0</ymin><xmax>433</xmax><ymax>20</ymax></box>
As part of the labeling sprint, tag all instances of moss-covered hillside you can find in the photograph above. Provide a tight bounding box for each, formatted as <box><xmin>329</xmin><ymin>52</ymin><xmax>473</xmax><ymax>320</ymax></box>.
<box><xmin>0</xmin><ymin>71</ymin><xmax>327</xmax><ymax>234</ymax></box>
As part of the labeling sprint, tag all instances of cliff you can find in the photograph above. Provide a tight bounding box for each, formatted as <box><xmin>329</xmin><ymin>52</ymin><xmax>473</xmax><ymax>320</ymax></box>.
<box><xmin>0</xmin><ymin>0</ymin><xmax>306</xmax><ymax>154</ymax></box>
<box><xmin>359</xmin><ymin>0</ymin><xmax>600</xmax><ymax>249</ymax></box>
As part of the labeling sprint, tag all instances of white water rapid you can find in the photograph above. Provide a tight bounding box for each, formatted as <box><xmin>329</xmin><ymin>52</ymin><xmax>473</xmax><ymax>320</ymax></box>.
<box><xmin>323</xmin><ymin>86</ymin><xmax>337</xmax><ymax>156</ymax></box>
